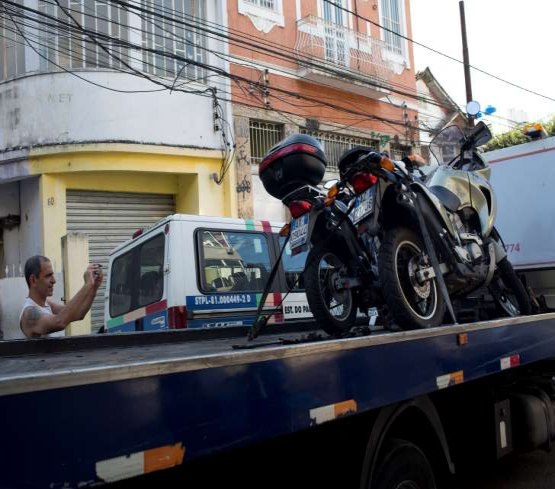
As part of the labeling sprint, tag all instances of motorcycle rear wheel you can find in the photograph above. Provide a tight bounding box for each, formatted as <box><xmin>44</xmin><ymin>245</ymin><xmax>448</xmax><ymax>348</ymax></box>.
<box><xmin>489</xmin><ymin>257</ymin><xmax>531</xmax><ymax>317</ymax></box>
<box><xmin>379</xmin><ymin>227</ymin><xmax>445</xmax><ymax>330</ymax></box>
<box><xmin>304</xmin><ymin>246</ymin><xmax>357</xmax><ymax>336</ymax></box>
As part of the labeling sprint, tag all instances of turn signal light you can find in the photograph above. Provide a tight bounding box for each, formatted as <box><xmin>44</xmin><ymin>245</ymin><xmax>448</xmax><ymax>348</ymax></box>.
<box><xmin>350</xmin><ymin>172</ymin><xmax>378</xmax><ymax>194</ymax></box>
<box><xmin>324</xmin><ymin>184</ymin><xmax>339</xmax><ymax>206</ymax></box>
<box><xmin>288</xmin><ymin>200</ymin><xmax>313</xmax><ymax>218</ymax></box>
<box><xmin>380</xmin><ymin>156</ymin><xmax>395</xmax><ymax>171</ymax></box>
<box><xmin>279</xmin><ymin>223</ymin><xmax>290</xmax><ymax>237</ymax></box>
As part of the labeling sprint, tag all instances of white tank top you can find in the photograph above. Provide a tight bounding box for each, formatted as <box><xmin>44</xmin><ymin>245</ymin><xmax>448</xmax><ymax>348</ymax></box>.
<box><xmin>17</xmin><ymin>297</ymin><xmax>65</xmax><ymax>339</ymax></box>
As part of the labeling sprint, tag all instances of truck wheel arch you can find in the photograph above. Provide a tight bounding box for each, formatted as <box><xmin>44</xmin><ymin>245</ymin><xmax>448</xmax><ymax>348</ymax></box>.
<box><xmin>359</xmin><ymin>396</ymin><xmax>455</xmax><ymax>489</ymax></box>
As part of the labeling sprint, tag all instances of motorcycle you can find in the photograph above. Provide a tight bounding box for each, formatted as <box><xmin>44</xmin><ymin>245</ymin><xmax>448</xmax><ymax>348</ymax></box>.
<box><xmin>258</xmin><ymin>124</ymin><xmax>531</xmax><ymax>336</ymax></box>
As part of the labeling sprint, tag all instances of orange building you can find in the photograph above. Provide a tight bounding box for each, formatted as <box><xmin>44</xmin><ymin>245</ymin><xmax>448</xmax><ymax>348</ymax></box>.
<box><xmin>227</xmin><ymin>0</ymin><xmax>419</xmax><ymax>220</ymax></box>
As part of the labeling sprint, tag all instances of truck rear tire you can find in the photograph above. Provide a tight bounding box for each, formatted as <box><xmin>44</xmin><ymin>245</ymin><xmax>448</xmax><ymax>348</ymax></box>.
<box><xmin>372</xmin><ymin>439</ymin><xmax>436</xmax><ymax>489</ymax></box>
<box><xmin>489</xmin><ymin>257</ymin><xmax>532</xmax><ymax>317</ymax></box>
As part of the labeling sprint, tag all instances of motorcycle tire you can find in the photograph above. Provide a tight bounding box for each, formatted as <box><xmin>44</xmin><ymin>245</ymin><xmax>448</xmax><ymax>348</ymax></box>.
<box><xmin>379</xmin><ymin>227</ymin><xmax>446</xmax><ymax>330</ymax></box>
<box><xmin>489</xmin><ymin>257</ymin><xmax>532</xmax><ymax>317</ymax></box>
<box><xmin>304</xmin><ymin>245</ymin><xmax>357</xmax><ymax>336</ymax></box>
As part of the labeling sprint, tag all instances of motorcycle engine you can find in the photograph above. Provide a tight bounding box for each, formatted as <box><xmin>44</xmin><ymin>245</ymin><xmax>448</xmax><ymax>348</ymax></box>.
<box><xmin>450</xmin><ymin>212</ymin><xmax>484</xmax><ymax>264</ymax></box>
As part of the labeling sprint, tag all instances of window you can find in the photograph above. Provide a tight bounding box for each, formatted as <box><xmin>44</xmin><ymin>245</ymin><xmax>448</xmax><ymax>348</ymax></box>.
<box><xmin>238</xmin><ymin>0</ymin><xmax>284</xmax><ymax>31</ymax></box>
<box><xmin>245</xmin><ymin>0</ymin><xmax>276</xmax><ymax>9</ymax></box>
<box><xmin>109</xmin><ymin>233</ymin><xmax>165</xmax><ymax>317</ymax></box>
<box><xmin>0</xmin><ymin>1</ymin><xmax>26</xmax><ymax>80</ymax></box>
<box><xmin>142</xmin><ymin>0</ymin><xmax>206</xmax><ymax>80</ymax></box>
<box><xmin>380</xmin><ymin>0</ymin><xmax>404</xmax><ymax>56</ymax></box>
<box><xmin>110</xmin><ymin>249</ymin><xmax>133</xmax><ymax>318</ymax></box>
<box><xmin>198</xmin><ymin>230</ymin><xmax>272</xmax><ymax>293</ymax></box>
<box><xmin>322</xmin><ymin>0</ymin><xmax>347</xmax><ymax>66</ymax></box>
<box><xmin>250</xmin><ymin>120</ymin><xmax>284</xmax><ymax>164</ymax></box>
<box><xmin>300</xmin><ymin>129</ymin><xmax>379</xmax><ymax>171</ymax></box>
<box><xmin>37</xmin><ymin>0</ymin><xmax>129</xmax><ymax>71</ymax></box>
<box><xmin>138</xmin><ymin>234</ymin><xmax>165</xmax><ymax>307</ymax></box>
<box><xmin>280</xmin><ymin>237</ymin><xmax>307</xmax><ymax>290</ymax></box>
<box><xmin>389</xmin><ymin>142</ymin><xmax>412</xmax><ymax>160</ymax></box>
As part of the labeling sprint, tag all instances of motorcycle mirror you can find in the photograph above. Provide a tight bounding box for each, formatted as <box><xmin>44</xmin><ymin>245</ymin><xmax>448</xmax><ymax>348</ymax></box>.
<box><xmin>466</xmin><ymin>100</ymin><xmax>481</xmax><ymax>117</ymax></box>
<box><xmin>323</xmin><ymin>179</ymin><xmax>339</xmax><ymax>190</ymax></box>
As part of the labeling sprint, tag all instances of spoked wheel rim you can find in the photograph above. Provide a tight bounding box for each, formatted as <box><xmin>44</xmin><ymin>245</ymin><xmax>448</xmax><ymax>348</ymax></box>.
<box><xmin>317</xmin><ymin>252</ymin><xmax>354</xmax><ymax>321</ymax></box>
<box><xmin>394</xmin><ymin>240</ymin><xmax>438</xmax><ymax>321</ymax></box>
<box><xmin>490</xmin><ymin>277</ymin><xmax>520</xmax><ymax>316</ymax></box>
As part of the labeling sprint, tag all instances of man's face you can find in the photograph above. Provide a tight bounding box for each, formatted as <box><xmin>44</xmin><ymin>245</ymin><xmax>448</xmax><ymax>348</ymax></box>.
<box><xmin>31</xmin><ymin>260</ymin><xmax>56</xmax><ymax>297</ymax></box>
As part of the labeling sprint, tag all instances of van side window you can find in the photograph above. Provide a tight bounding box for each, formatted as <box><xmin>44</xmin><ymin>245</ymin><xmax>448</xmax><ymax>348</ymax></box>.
<box><xmin>109</xmin><ymin>233</ymin><xmax>165</xmax><ymax>318</ymax></box>
<box><xmin>198</xmin><ymin>230</ymin><xmax>271</xmax><ymax>293</ymax></box>
<box><xmin>110</xmin><ymin>250</ymin><xmax>133</xmax><ymax>318</ymax></box>
<box><xmin>280</xmin><ymin>237</ymin><xmax>307</xmax><ymax>290</ymax></box>
<box><xmin>138</xmin><ymin>234</ymin><xmax>165</xmax><ymax>307</ymax></box>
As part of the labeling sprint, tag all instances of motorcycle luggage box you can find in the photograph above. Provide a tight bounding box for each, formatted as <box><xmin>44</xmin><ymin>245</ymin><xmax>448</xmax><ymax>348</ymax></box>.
<box><xmin>259</xmin><ymin>134</ymin><xmax>327</xmax><ymax>200</ymax></box>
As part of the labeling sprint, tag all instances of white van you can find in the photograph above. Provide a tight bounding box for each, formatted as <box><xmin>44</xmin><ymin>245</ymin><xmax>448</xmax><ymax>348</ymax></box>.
<box><xmin>104</xmin><ymin>214</ymin><xmax>312</xmax><ymax>333</ymax></box>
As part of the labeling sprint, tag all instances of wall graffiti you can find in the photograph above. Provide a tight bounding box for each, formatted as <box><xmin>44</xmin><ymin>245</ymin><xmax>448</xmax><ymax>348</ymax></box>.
<box><xmin>236</xmin><ymin>175</ymin><xmax>252</xmax><ymax>196</ymax></box>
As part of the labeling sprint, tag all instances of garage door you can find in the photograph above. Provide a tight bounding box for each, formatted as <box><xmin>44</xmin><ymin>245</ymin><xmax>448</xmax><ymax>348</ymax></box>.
<box><xmin>66</xmin><ymin>190</ymin><xmax>175</xmax><ymax>332</ymax></box>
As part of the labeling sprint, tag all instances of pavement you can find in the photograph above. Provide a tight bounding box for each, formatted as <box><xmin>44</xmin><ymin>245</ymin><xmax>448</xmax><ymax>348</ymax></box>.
<box><xmin>450</xmin><ymin>448</ymin><xmax>555</xmax><ymax>489</ymax></box>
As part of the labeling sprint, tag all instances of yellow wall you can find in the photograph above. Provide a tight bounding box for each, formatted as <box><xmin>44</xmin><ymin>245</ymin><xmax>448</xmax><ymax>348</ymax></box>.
<box><xmin>34</xmin><ymin>146</ymin><xmax>238</xmax><ymax>273</ymax></box>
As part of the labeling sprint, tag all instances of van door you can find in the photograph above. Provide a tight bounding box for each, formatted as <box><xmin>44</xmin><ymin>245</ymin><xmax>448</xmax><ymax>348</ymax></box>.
<box><xmin>106</xmin><ymin>231</ymin><xmax>167</xmax><ymax>332</ymax></box>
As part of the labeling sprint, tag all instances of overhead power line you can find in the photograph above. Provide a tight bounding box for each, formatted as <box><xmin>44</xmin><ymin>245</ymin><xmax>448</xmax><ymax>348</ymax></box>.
<box><xmin>323</xmin><ymin>0</ymin><xmax>555</xmax><ymax>104</ymax></box>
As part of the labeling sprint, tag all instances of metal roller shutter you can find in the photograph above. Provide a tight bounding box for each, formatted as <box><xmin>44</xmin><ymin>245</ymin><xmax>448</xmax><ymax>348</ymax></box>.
<box><xmin>66</xmin><ymin>190</ymin><xmax>175</xmax><ymax>332</ymax></box>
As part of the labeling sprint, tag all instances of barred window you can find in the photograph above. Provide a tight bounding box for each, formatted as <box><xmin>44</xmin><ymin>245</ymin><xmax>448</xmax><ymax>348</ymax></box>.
<box><xmin>0</xmin><ymin>2</ymin><xmax>26</xmax><ymax>80</ymax></box>
<box><xmin>250</xmin><ymin>120</ymin><xmax>284</xmax><ymax>164</ymax></box>
<box><xmin>389</xmin><ymin>142</ymin><xmax>412</xmax><ymax>161</ymax></box>
<box><xmin>244</xmin><ymin>0</ymin><xmax>276</xmax><ymax>10</ymax></box>
<box><xmin>142</xmin><ymin>0</ymin><xmax>206</xmax><ymax>80</ymax></box>
<box><xmin>300</xmin><ymin>129</ymin><xmax>379</xmax><ymax>171</ymax></box>
<box><xmin>37</xmin><ymin>0</ymin><xmax>129</xmax><ymax>71</ymax></box>
<box><xmin>380</xmin><ymin>0</ymin><xmax>403</xmax><ymax>56</ymax></box>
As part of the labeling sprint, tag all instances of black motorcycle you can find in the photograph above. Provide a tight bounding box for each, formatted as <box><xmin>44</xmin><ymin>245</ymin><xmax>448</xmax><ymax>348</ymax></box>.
<box><xmin>259</xmin><ymin>127</ymin><xmax>530</xmax><ymax>336</ymax></box>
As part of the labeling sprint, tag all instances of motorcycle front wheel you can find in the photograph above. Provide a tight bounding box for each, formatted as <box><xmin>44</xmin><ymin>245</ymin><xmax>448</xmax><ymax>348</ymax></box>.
<box><xmin>489</xmin><ymin>257</ymin><xmax>531</xmax><ymax>317</ymax></box>
<box><xmin>304</xmin><ymin>246</ymin><xmax>357</xmax><ymax>336</ymax></box>
<box><xmin>379</xmin><ymin>227</ymin><xmax>445</xmax><ymax>330</ymax></box>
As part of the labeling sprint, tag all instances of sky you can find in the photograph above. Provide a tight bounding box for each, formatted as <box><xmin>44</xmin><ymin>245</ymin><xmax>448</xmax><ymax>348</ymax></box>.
<box><xmin>410</xmin><ymin>0</ymin><xmax>555</xmax><ymax>133</ymax></box>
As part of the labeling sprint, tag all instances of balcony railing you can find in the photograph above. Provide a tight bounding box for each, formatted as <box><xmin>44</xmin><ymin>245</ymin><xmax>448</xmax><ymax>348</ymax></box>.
<box><xmin>294</xmin><ymin>16</ymin><xmax>394</xmax><ymax>89</ymax></box>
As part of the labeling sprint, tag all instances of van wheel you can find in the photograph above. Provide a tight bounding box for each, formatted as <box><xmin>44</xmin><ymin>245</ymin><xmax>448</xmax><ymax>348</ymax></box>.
<box><xmin>372</xmin><ymin>439</ymin><xmax>436</xmax><ymax>489</ymax></box>
<box><xmin>304</xmin><ymin>245</ymin><xmax>357</xmax><ymax>336</ymax></box>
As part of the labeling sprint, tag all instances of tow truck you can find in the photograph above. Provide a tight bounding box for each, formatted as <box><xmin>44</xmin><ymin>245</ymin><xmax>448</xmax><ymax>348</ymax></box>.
<box><xmin>2</xmin><ymin>311</ymin><xmax>555</xmax><ymax>488</ymax></box>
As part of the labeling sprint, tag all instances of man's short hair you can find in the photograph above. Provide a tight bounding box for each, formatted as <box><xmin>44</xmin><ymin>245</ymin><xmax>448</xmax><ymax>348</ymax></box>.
<box><xmin>24</xmin><ymin>255</ymin><xmax>50</xmax><ymax>286</ymax></box>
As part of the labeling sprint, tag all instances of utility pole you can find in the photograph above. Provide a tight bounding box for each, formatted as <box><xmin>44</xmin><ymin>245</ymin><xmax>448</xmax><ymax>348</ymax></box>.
<box><xmin>459</xmin><ymin>1</ymin><xmax>474</xmax><ymax>127</ymax></box>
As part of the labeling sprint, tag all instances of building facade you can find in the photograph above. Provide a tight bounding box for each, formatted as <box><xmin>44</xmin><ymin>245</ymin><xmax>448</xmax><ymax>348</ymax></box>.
<box><xmin>0</xmin><ymin>0</ymin><xmax>235</xmax><ymax>332</ymax></box>
<box><xmin>227</xmin><ymin>0</ymin><xmax>420</xmax><ymax>221</ymax></box>
<box><xmin>416</xmin><ymin>67</ymin><xmax>467</xmax><ymax>161</ymax></box>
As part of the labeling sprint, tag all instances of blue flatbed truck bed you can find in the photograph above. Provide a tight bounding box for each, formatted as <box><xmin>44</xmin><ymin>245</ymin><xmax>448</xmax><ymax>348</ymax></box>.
<box><xmin>2</xmin><ymin>314</ymin><xmax>555</xmax><ymax>489</ymax></box>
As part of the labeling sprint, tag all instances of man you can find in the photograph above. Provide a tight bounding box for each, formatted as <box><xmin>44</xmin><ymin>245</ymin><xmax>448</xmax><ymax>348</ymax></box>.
<box><xmin>18</xmin><ymin>255</ymin><xmax>103</xmax><ymax>338</ymax></box>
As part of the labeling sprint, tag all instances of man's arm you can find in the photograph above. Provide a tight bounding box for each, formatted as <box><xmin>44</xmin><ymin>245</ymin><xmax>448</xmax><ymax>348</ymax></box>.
<box><xmin>73</xmin><ymin>264</ymin><xmax>103</xmax><ymax>320</ymax></box>
<box><xmin>21</xmin><ymin>266</ymin><xmax>102</xmax><ymax>337</ymax></box>
<box><xmin>48</xmin><ymin>300</ymin><xmax>65</xmax><ymax>315</ymax></box>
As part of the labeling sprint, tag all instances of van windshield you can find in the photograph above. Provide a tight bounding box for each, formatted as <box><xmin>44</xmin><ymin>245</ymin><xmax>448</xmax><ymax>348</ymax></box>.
<box><xmin>199</xmin><ymin>230</ymin><xmax>272</xmax><ymax>293</ymax></box>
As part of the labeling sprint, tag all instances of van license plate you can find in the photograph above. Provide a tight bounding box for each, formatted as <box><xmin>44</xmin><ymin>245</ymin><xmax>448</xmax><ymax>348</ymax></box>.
<box><xmin>290</xmin><ymin>214</ymin><xmax>309</xmax><ymax>250</ymax></box>
<box><xmin>351</xmin><ymin>187</ymin><xmax>376</xmax><ymax>224</ymax></box>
